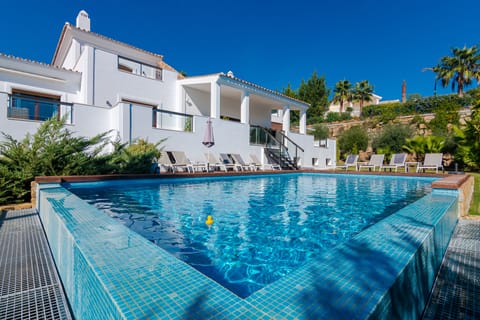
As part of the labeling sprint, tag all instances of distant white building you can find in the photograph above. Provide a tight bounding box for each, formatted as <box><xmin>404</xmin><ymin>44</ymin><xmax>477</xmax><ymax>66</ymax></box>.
<box><xmin>328</xmin><ymin>93</ymin><xmax>382</xmax><ymax>117</ymax></box>
<box><xmin>0</xmin><ymin>10</ymin><xmax>336</xmax><ymax>169</ymax></box>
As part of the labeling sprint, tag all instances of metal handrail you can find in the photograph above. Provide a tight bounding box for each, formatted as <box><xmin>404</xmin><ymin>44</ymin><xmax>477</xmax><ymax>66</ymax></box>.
<box><xmin>250</xmin><ymin>126</ymin><xmax>298</xmax><ymax>169</ymax></box>
<box><xmin>277</xmin><ymin>130</ymin><xmax>304</xmax><ymax>166</ymax></box>
<box><xmin>277</xmin><ymin>131</ymin><xmax>304</xmax><ymax>152</ymax></box>
<box><xmin>250</xmin><ymin>125</ymin><xmax>282</xmax><ymax>148</ymax></box>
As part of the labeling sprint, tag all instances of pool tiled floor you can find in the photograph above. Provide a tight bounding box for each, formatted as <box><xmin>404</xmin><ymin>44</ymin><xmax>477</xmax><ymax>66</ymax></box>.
<box><xmin>1</xmin><ymin>207</ymin><xmax>479</xmax><ymax>319</ymax></box>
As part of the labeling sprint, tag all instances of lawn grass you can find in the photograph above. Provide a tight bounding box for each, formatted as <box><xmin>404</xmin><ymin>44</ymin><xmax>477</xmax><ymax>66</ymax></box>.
<box><xmin>468</xmin><ymin>172</ymin><xmax>480</xmax><ymax>215</ymax></box>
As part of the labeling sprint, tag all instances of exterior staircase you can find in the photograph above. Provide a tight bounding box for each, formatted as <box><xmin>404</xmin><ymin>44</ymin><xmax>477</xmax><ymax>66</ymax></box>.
<box><xmin>250</xmin><ymin>126</ymin><xmax>303</xmax><ymax>170</ymax></box>
<box><xmin>265</xmin><ymin>147</ymin><xmax>297</xmax><ymax>170</ymax></box>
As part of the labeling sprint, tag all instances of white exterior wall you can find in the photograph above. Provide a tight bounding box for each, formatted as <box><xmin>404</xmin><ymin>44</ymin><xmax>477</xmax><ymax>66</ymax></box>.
<box><xmin>249</xmin><ymin>104</ymin><xmax>271</xmax><ymax>127</ymax></box>
<box><xmin>62</xmin><ymin>40</ymin><xmax>80</xmax><ymax>71</ymax></box>
<box><xmin>0</xmin><ymin>71</ymin><xmax>79</xmax><ymax>99</ymax></box>
<box><xmin>130</xmin><ymin>103</ymin><xmax>155</xmax><ymax>143</ymax></box>
<box><xmin>219</xmin><ymin>95</ymin><xmax>240</xmax><ymax>120</ymax></box>
<box><xmin>288</xmin><ymin>132</ymin><xmax>336</xmax><ymax>169</ymax></box>
<box><xmin>93</xmin><ymin>50</ymin><xmax>178</xmax><ymax>110</ymax></box>
<box><xmin>127</xmin><ymin>111</ymin><xmax>264</xmax><ymax>164</ymax></box>
<box><xmin>184</xmin><ymin>87</ymin><xmax>210</xmax><ymax>116</ymax></box>
<box><xmin>71</xmin><ymin>103</ymin><xmax>114</xmax><ymax>138</ymax></box>
<box><xmin>316</xmin><ymin>139</ymin><xmax>337</xmax><ymax>167</ymax></box>
<box><xmin>76</xmin><ymin>46</ymin><xmax>94</xmax><ymax>105</ymax></box>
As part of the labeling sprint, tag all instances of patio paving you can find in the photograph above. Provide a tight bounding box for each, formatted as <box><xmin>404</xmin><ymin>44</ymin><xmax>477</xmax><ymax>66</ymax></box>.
<box><xmin>0</xmin><ymin>206</ymin><xmax>479</xmax><ymax>319</ymax></box>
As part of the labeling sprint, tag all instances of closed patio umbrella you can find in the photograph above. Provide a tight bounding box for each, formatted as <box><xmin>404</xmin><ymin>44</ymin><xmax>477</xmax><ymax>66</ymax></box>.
<box><xmin>203</xmin><ymin>118</ymin><xmax>215</xmax><ymax>170</ymax></box>
<box><xmin>202</xmin><ymin>118</ymin><xmax>215</xmax><ymax>148</ymax></box>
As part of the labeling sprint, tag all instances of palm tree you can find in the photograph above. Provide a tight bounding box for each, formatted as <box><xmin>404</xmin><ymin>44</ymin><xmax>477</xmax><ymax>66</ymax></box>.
<box><xmin>426</xmin><ymin>45</ymin><xmax>480</xmax><ymax>97</ymax></box>
<box><xmin>352</xmin><ymin>80</ymin><xmax>374</xmax><ymax>116</ymax></box>
<box><xmin>332</xmin><ymin>80</ymin><xmax>352</xmax><ymax>113</ymax></box>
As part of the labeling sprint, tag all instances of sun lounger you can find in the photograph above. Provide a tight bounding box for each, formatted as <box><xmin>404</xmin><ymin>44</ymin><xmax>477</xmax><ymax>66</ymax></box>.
<box><xmin>358</xmin><ymin>154</ymin><xmax>385</xmax><ymax>172</ymax></box>
<box><xmin>250</xmin><ymin>154</ymin><xmax>281</xmax><ymax>170</ymax></box>
<box><xmin>336</xmin><ymin>154</ymin><xmax>358</xmax><ymax>171</ymax></box>
<box><xmin>204</xmin><ymin>153</ymin><xmax>227</xmax><ymax>172</ymax></box>
<box><xmin>381</xmin><ymin>153</ymin><xmax>407</xmax><ymax>172</ymax></box>
<box><xmin>416</xmin><ymin>153</ymin><xmax>444</xmax><ymax>173</ymax></box>
<box><xmin>170</xmin><ymin>151</ymin><xmax>196</xmax><ymax>173</ymax></box>
<box><xmin>174</xmin><ymin>151</ymin><xmax>208</xmax><ymax>172</ymax></box>
<box><xmin>231</xmin><ymin>154</ymin><xmax>255</xmax><ymax>171</ymax></box>
<box><xmin>220</xmin><ymin>153</ymin><xmax>242</xmax><ymax>171</ymax></box>
<box><xmin>249</xmin><ymin>154</ymin><xmax>265</xmax><ymax>170</ymax></box>
<box><xmin>157</xmin><ymin>152</ymin><xmax>174</xmax><ymax>172</ymax></box>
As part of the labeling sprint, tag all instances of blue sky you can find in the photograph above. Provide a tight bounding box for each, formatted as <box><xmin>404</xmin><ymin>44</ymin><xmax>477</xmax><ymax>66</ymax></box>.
<box><xmin>1</xmin><ymin>0</ymin><xmax>478</xmax><ymax>101</ymax></box>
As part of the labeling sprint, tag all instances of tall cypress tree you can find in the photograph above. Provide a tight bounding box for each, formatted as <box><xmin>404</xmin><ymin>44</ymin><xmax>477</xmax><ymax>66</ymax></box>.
<box><xmin>282</xmin><ymin>71</ymin><xmax>330</xmax><ymax>124</ymax></box>
<box><xmin>297</xmin><ymin>71</ymin><xmax>330</xmax><ymax>118</ymax></box>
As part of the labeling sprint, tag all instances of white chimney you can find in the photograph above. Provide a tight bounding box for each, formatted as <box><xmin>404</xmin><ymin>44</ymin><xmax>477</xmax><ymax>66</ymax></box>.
<box><xmin>76</xmin><ymin>10</ymin><xmax>90</xmax><ymax>31</ymax></box>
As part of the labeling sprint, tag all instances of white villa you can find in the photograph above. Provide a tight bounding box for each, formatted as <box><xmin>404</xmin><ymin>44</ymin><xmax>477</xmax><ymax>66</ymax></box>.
<box><xmin>0</xmin><ymin>11</ymin><xmax>336</xmax><ymax>170</ymax></box>
<box><xmin>328</xmin><ymin>93</ymin><xmax>383</xmax><ymax>117</ymax></box>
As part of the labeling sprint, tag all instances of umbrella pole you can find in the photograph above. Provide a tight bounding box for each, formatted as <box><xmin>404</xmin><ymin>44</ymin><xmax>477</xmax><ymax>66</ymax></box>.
<box><xmin>207</xmin><ymin>151</ymin><xmax>210</xmax><ymax>172</ymax></box>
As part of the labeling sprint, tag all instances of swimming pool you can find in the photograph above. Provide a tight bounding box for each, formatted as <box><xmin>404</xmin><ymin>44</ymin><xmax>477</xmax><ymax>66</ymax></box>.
<box><xmin>67</xmin><ymin>173</ymin><xmax>435</xmax><ymax>298</ymax></box>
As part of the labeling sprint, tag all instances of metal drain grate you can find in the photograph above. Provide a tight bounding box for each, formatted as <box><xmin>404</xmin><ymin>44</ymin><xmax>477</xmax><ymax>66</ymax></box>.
<box><xmin>423</xmin><ymin>220</ymin><xmax>480</xmax><ymax>320</ymax></box>
<box><xmin>0</xmin><ymin>209</ymin><xmax>71</xmax><ymax>319</ymax></box>
<box><xmin>454</xmin><ymin>220</ymin><xmax>480</xmax><ymax>239</ymax></box>
<box><xmin>0</xmin><ymin>285</ymin><xmax>68</xmax><ymax>319</ymax></box>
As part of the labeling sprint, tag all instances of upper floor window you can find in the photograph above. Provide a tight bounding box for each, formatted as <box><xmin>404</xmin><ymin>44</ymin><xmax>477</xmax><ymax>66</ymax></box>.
<box><xmin>118</xmin><ymin>56</ymin><xmax>163</xmax><ymax>81</ymax></box>
<box><xmin>8</xmin><ymin>90</ymin><xmax>62</xmax><ymax>121</ymax></box>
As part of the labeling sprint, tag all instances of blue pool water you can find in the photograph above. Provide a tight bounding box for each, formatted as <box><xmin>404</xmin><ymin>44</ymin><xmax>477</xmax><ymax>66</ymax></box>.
<box><xmin>67</xmin><ymin>173</ymin><xmax>435</xmax><ymax>298</ymax></box>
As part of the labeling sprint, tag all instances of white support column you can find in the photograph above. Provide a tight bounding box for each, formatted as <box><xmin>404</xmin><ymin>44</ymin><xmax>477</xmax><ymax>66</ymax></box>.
<box><xmin>240</xmin><ymin>91</ymin><xmax>250</xmax><ymax>124</ymax></box>
<box><xmin>282</xmin><ymin>105</ymin><xmax>290</xmax><ymax>134</ymax></box>
<box><xmin>299</xmin><ymin>109</ymin><xmax>307</xmax><ymax>134</ymax></box>
<box><xmin>210</xmin><ymin>81</ymin><xmax>220</xmax><ymax>119</ymax></box>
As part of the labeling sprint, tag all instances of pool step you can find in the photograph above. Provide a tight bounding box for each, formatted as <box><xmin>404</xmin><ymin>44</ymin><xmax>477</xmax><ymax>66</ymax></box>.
<box><xmin>0</xmin><ymin>209</ymin><xmax>72</xmax><ymax>320</ymax></box>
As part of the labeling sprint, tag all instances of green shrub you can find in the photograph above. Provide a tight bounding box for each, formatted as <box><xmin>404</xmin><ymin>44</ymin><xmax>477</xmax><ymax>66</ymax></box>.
<box><xmin>312</xmin><ymin>123</ymin><xmax>329</xmax><ymax>140</ymax></box>
<box><xmin>0</xmin><ymin>166</ymin><xmax>30</xmax><ymax>204</ymax></box>
<box><xmin>372</xmin><ymin>124</ymin><xmax>413</xmax><ymax>153</ymax></box>
<box><xmin>325</xmin><ymin>112</ymin><xmax>352</xmax><ymax>122</ymax></box>
<box><xmin>454</xmin><ymin>103</ymin><xmax>480</xmax><ymax>170</ymax></box>
<box><xmin>338</xmin><ymin>126</ymin><xmax>368</xmax><ymax>157</ymax></box>
<box><xmin>402</xmin><ymin>135</ymin><xmax>445</xmax><ymax>162</ymax></box>
<box><xmin>466</xmin><ymin>88</ymin><xmax>480</xmax><ymax>105</ymax></box>
<box><xmin>109</xmin><ymin>138</ymin><xmax>163</xmax><ymax>174</ymax></box>
<box><xmin>361</xmin><ymin>94</ymin><xmax>471</xmax><ymax>120</ymax></box>
<box><xmin>427</xmin><ymin>110</ymin><xmax>460</xmax><ymax>137</ymax></box>
<box><xmin>0</xmin><ymin>118</ymin><xmax>163</xmax><ymax>205</ymax></box>
<box><xmin>325</xmin><ymin>112</ymin><xmax>341</xmax><ymax>122</ymax></box>
<box><xmin>306</xmin><ymin>115</ymin><xmax>324</xmax><ymax>124</ymax></box>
